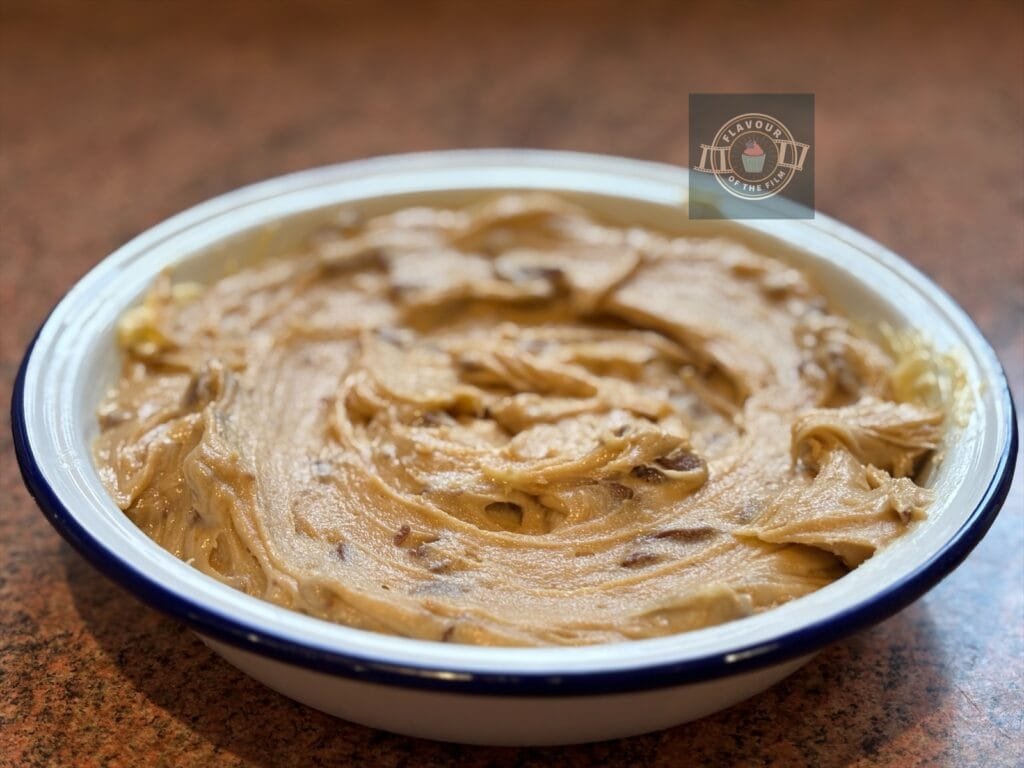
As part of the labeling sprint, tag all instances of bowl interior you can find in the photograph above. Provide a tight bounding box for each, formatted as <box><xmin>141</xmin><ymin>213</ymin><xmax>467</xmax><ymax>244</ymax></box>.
<box><xmin>17</xmin><ymin>150</ymin><xmax>1013</xmax><ymax>683</ymax></box>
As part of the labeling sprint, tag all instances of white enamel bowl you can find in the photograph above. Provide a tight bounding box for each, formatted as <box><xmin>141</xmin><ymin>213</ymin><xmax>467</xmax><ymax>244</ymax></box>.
<box><xmin>12</xmin><ymin>150</ymin><xmax>1016</xmax><ymax>746</ymax></box>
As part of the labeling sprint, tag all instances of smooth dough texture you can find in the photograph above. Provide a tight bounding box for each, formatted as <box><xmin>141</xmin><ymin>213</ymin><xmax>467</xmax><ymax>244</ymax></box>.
<box><xmin>93</xmin><ymin>194</ymin><xmax>944</xmax><ymax>646</ymax></box>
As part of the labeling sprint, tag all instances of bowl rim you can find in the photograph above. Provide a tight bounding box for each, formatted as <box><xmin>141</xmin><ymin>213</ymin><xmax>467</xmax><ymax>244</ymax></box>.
<box><xmin>12</xmin><ymin>149</ymin><xmax>1018</xmax><ymax>697</ymax></box>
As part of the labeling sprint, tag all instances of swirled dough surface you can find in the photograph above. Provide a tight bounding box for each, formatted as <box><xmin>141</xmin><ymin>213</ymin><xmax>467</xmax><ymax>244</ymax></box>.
<box><xmin>93</xmin><ymin>194</ymin><xmax>944</xmax><ymax>645</ymax></box>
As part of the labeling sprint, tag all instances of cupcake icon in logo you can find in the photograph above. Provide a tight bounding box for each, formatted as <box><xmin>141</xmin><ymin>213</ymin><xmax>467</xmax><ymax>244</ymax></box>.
<box><xmin>741</xmin><ymin>139</ymin><xmax>765</xmax><ymax>173</ymax></box>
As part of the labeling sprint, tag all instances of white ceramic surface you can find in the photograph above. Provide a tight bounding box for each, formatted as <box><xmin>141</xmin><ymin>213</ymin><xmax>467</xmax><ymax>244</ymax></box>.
<box><xmin>201</xmin><ymin>636</ymin><xmax>815</xmax><ymax>745</ymax></box>
<box><xmin>13</xmin><ymin>150</ymin><xmax>1016</xmax><ymax>745</ymax></box>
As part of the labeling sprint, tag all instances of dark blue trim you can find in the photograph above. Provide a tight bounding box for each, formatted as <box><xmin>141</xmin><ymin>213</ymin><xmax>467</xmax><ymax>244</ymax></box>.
<box><xmin>12</xmin><ymin>320</ymin><xmax>1018</xmax><ymax>697</ymax></box>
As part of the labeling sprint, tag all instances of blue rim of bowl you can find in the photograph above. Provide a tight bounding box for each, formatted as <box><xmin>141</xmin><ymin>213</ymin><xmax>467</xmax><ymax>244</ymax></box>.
<box><xmin>10</xmin><ymin>189</ymin><xmax>1018</xmax><ymax>698</ymax></box>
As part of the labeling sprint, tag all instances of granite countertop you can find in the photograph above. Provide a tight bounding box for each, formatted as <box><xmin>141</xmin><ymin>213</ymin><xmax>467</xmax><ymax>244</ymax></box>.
<box><xmin>1</xmin><ymin>1</ymin><xmax>1021</xmax><ymax>765</ymax></box>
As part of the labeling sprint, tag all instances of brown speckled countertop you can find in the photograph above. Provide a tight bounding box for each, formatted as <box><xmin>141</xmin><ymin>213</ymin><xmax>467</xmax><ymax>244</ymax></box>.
<box><xmin>1</xmin><ymin>1</ymin><xmax>1022</xmax><ymax>765</ymax></box>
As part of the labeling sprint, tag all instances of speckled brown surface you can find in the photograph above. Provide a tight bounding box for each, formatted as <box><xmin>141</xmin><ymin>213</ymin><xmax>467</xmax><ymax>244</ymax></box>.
<box><xmin>1</xmin><ymin>1</ymin><xmax>1022</xmax><ymax>765</ymax></box>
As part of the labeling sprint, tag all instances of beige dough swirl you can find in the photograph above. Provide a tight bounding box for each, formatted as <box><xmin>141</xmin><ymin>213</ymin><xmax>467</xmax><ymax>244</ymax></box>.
<box><xmin>93</xmin><ymin>194</ymin><xmax>943</xmax><ymax>645</ymax></box>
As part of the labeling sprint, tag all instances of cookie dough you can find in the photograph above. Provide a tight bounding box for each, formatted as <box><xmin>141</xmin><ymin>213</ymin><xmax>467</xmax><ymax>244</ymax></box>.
<box><xmin>93</xmin><ymin>194</ymin><xmax>943</xmax><ymax>645</ymax></box>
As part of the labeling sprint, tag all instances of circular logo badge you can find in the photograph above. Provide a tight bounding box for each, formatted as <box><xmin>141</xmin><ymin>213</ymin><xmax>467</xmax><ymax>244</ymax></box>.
<box><xmin>707</xmin><ymin>112</ymin><xmax>800</xmax><ymax>201</ymax></box>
